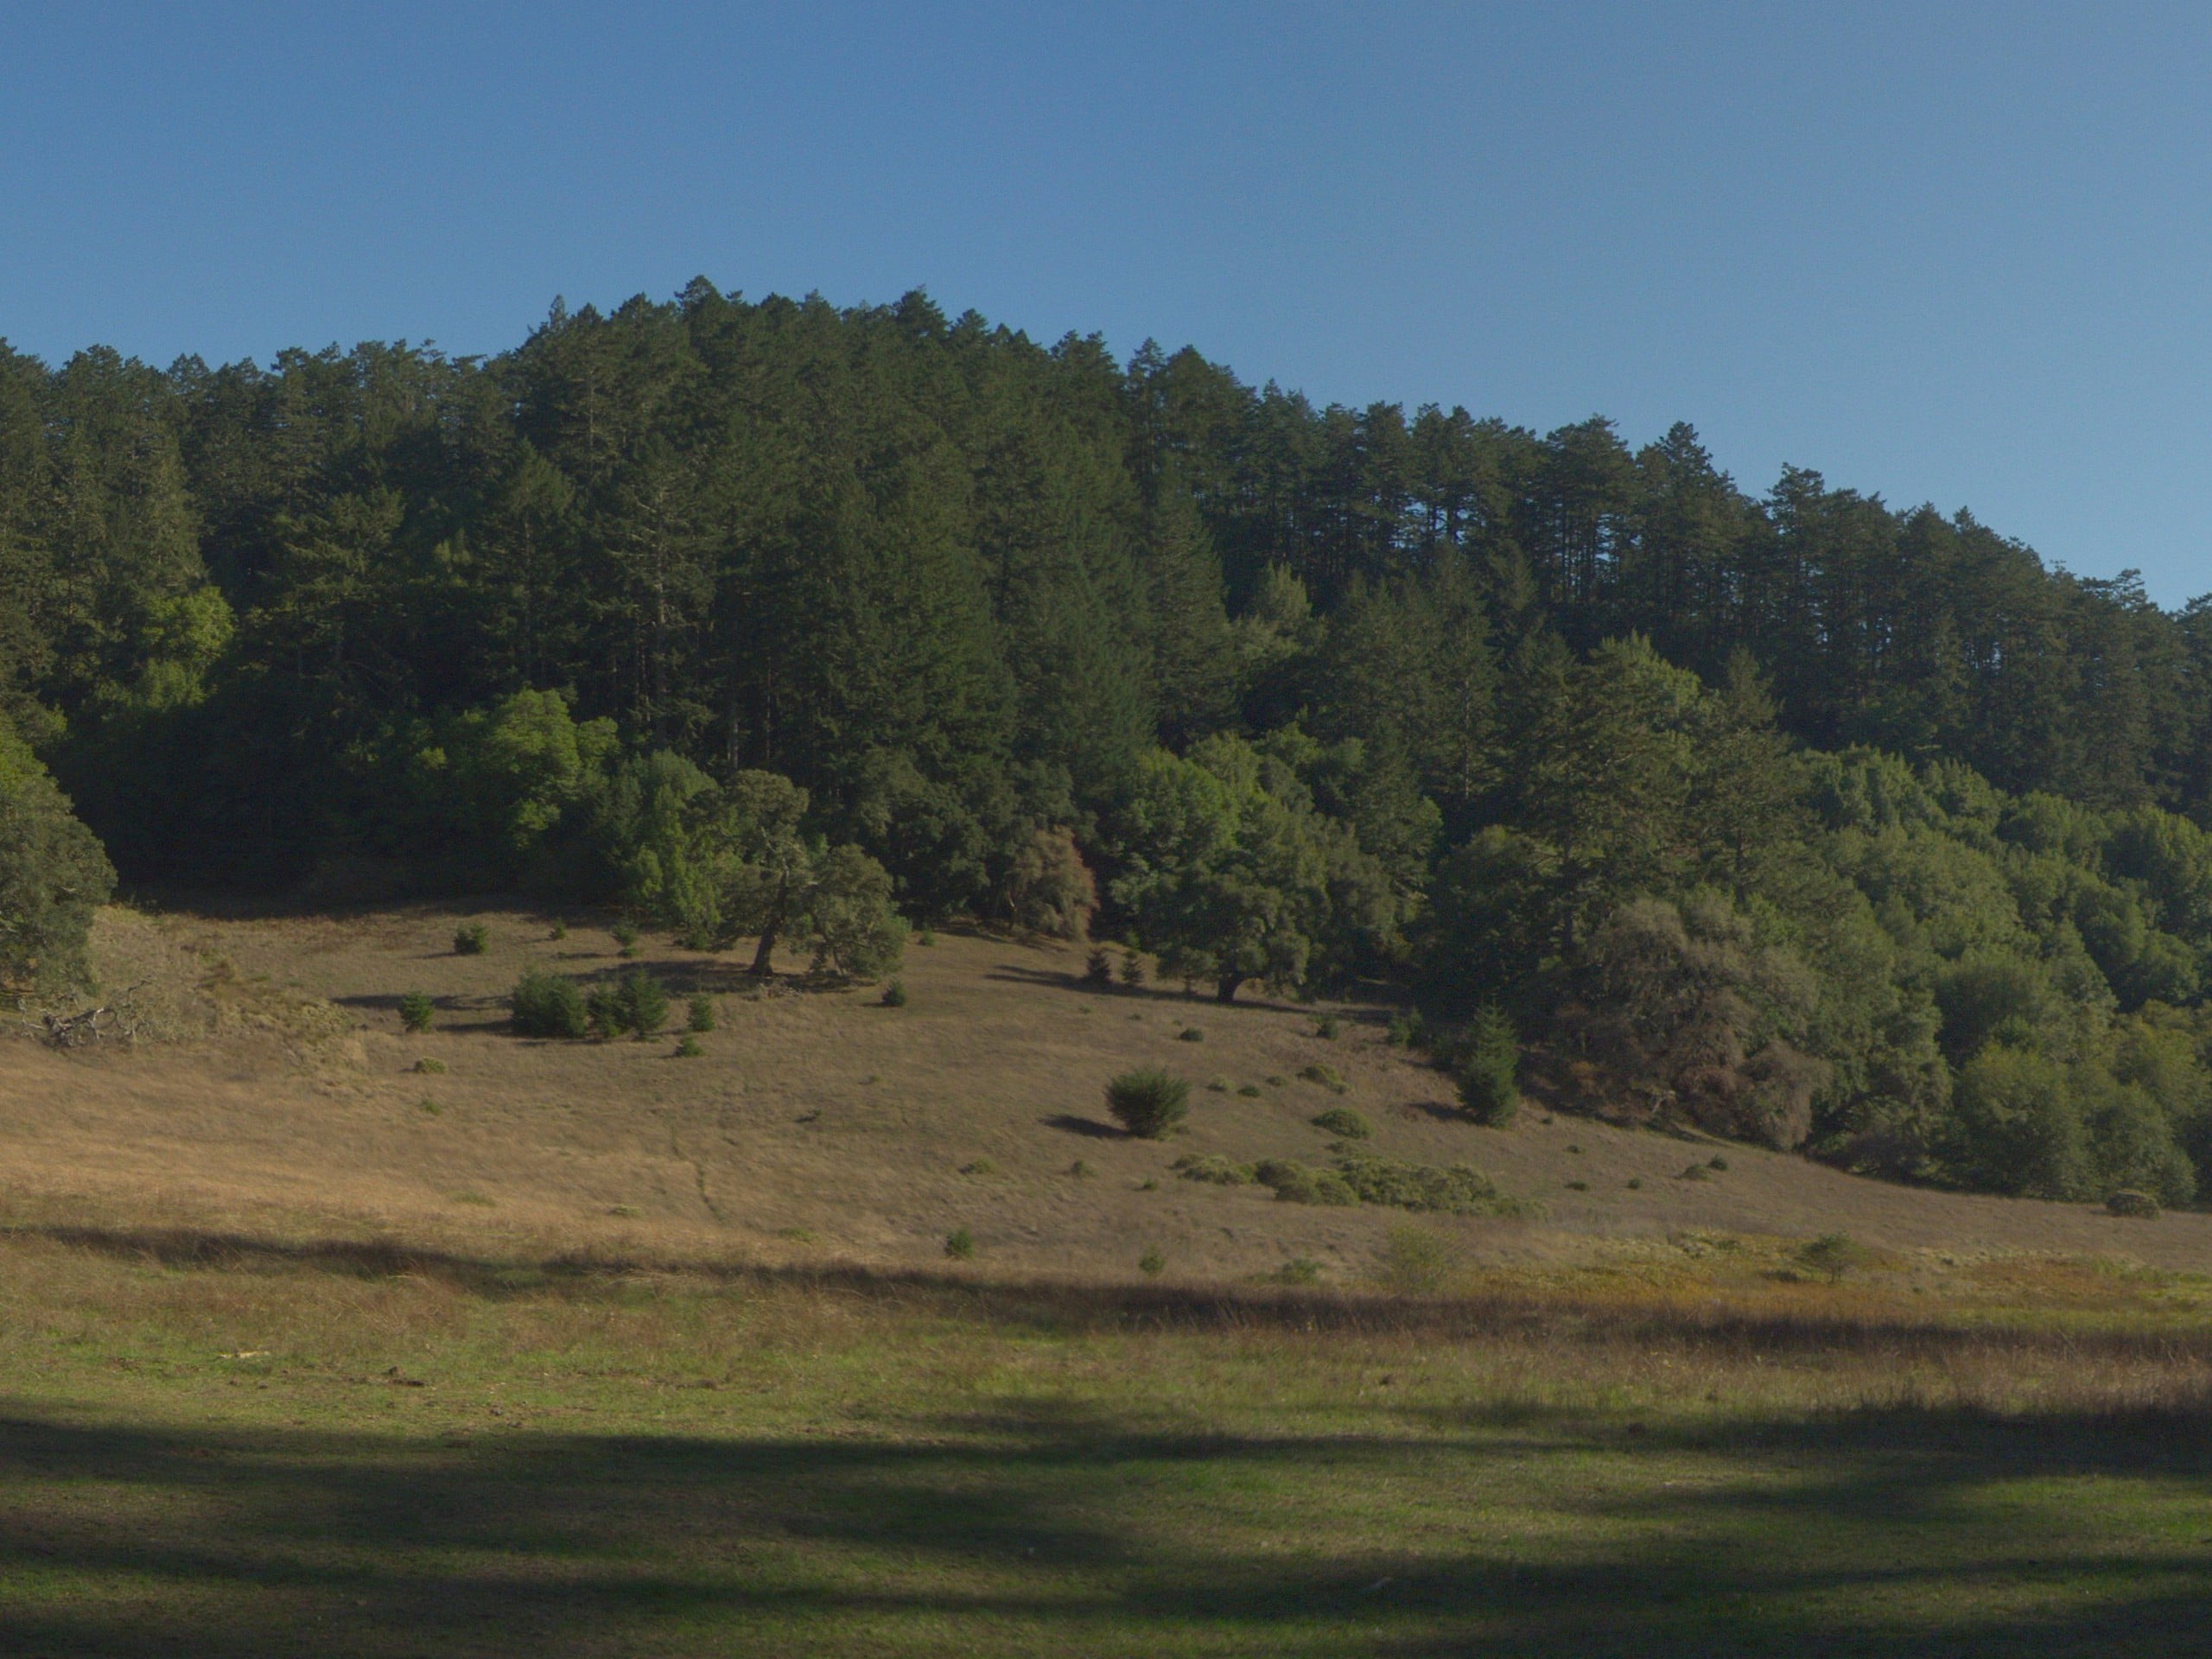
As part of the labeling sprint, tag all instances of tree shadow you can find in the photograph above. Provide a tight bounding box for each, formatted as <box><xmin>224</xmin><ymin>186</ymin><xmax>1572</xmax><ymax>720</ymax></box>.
<box><xmin>3</xmin><ymin>1390</ymin><xmax>2210</xmax><ymax>1656</ymax></box>
<box><xmin>1039</xmin><ymin>1113</ymin><xmax>1125</xmax><ymax>1141</ymax></box>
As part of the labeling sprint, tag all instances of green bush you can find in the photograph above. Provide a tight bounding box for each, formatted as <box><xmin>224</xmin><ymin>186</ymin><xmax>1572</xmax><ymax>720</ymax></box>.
<box><xmin>398</xmin><ymin>992</ymin><xmax>435</xmax><ymax>1033</ymax></box>
<box><xmin>1274</xmin><ymin>1257</ymin><xmax>1324</xmax><ymax>1285</ymax></box>
<box><xmin>1119</xmin><ymin>950</ymin><xmax>1147</xmax><ymax>988</ymax></box>
<box><xmin>511</xmin><ymin>970</ymin><xmax>588</xmax><ymax>1038</ymax></box>
<box><xmin>1178</xmin><ymin>1027</ymin><xmax>1205</xmax><ymax>1042</ymax></box>
<box><xmin>1336</xmin><ymin>1152</ymin><xmax>1507</xmax><ymax>1215</ymax></box>
<box><xmin>2107</xmin><ymin>1189</ymin><xmax>2162</xmax><ymax>1219</ymax></box>
<box><xmin>1299</xmin><ymin>1063</ymin><xmax>1346</xmax><ymax>1093</ymax></box>
<box><xmin>411</xmin><ymin>1057</ymin><xmax>446</xmax><ymax>1075</ymax></box>
<box><xmin>1138</xmin><ymin>1247</ymin><xmax>1166</xmax><ymax>1277</ymax></box>
<box><xmin>611</xmin><ymin>919</ymin><xmax>639</xmax><ymax>957</ymax></box>
<box><xmin>674</xmin><ymin>1034</ymin><xmax>704</xmax><ymax>1058</ymax></box>
<box><xmin>1084</xmin><ymin>947</ymin><xmax>1113</xmax><ymax>986</ymax></box>
<box><xmin>1253</xmin><ymin>1160</ymin><xmax>1358</xmax><ymax>1206</ymax></box>
<box><xmin>452</xmin><ymin>922</ymin><xmax>488</xmax><ymax>956</ymax></box>
<box><xmin>1454</xmin><ymin>1005</ymin><xmax>1519</xmax><ymax>1125</ymax></box>
<box><xmin>1105</xmin><ymin>1068</ymin><xmax>1189</xmax><ymax>1139</ymax></box>
<box><xmin>1236</xmin><ymin>1083</ymin><xmax>1262</xmax><ymax>1097</ymax></box>
<box><xmin>1313</xmin><ymin>1015</ymin><xmax>1339</xmax><ymax>1040</ymax></box>
<box><xmin>1387</xmin><ymin>1010</ymin><xmax>1426</xmax><ymax>1048</ymax></box>
<box><xmin>1311</xmin><ymin>1106</ymin><xmax>1372</xmax><ymax>1141</ymax></box>
<box><xmin>687</xmin><ymin>994</ymin><xmax>715</xmax><ymax>1033</ymax></box>
<box><xmin>1796</xmin><ymin>1232</ymin><xmax>1872</xmax><ymax>1282</ymax></box>
<box><xmin>586</xmin><ymin>983</ymin><xmax>625</xmax><ymax>1039</ymax></box>
<box><xmin>880</xmin><ymin>978</ymin><xmax>908</xmax><ymax>1007</ymax></box>
<box><xmin>617</xmin><ymin>970</ymin><xmax>669</xmax><ymax>1039</ymax></box>
<box><xmin>549</xmin><ymin>921</ymin><xmax>568</xmax><ymax>941</ymax></box>
<box><xmin>944</xmin><ymin>1227</ymin><xmax>976</xmax><ymax>1260</ymax></box>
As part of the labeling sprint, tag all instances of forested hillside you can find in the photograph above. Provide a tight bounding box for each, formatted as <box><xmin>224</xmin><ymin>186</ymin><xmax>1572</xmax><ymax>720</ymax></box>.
<box><xmin>8</xmin><ymin>281</ymin><xmax>2212</xmax><ymax>1204</ymax></box>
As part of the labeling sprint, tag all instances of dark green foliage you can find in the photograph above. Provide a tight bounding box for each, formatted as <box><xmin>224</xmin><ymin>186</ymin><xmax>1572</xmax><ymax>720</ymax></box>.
<box><xmin>1796</xmin><ymin>1233</ymin><xmax>1872</xmax><ymax>1281</ymax></box>
<box><xmin>2106</xmin><ymin>1189</ymin><xmax>2161</xmax><ymax>1218</ymax></box>
<box><xmin>1252</xmin><ymin>1160</ymin><xmax>1357</xmax><ymax>1205</ymax></box>
<box><xmin>452</xmin><ymin>923</ymin><xmax>488</xmax><ymax>956</ymax></box>
<box><xmin>1311</xmin><ymin>1107</ymin><xmax>1372</xmax><ymax>1140</ymax></box>
<box><xmin>880</xmin><ymin>978</ymin><xmax>908</xmax><ymax>1007</ymax></box>
<box><xmin>1298</xmin><ymin>1063</ymin><xmax>1346</xmax><ymax>1093</ymax></box>
<box><xmin>611</xmin><ymin>920</ymin><xmax>639</xmax><ymax>957</ymax></box>
<box><xmin>616</xmin><ymin>971</ymin><xmax>669</xmax><ymax>1040</ymax></box>
<box><xmin>1137</xmin><ymin>1248</ymin><xmax>1166</xmax><ymax>1276</ymax></box>
<box><xmin>943</xmin><ymin>1228</ymin><xmax>975</xmax><ymax>1261</ymax></box>
<box><xmin>674</xmin><ymin>1035</ymin><xmax>703</xmax><ymax>1058</ymax></box>
<box><xmin>0</xmin><ymin>716</ymin><xmax>115</xmax><ymax>997</ymax></box>
<box><xmin>397</xmin><ymin>992</ymin><xmax>434</xmax><ymax>1033</ymax></box>
<box><xmin>686</xmin><ymin>994</ymin><xmax>715</xmax><ymax>1033</ymax></box>
<box><xmin>1334</xmin><ymin>1152</ymin><xmax>1509</xmax><ymax>1215</ymax></box>
<box><xmin>1313</xmin><ymin>1015</ymin><xmax>1339</xmax><ymax>1040</ymax></box>
<box><xmin>1178</xmin><ymin>1027</ymin><xmax>1205</xmax><ymax>1042</ymax></box>
<box><xmin>1453</xmin><ymin>1006</ymin><xmax>1521</xmax><ymax>1126</ymax></box>
<box><xmin>23</xmin><ymin>287</ymin><xmax>2212</xmax><ymax>1207</ymax></box>
<box><xmin>511</xmin><ymin>970</ymin><xmax>588</xmax><ymax>1039</ymax></box>
<box><xmin>1084</xmin><ymin>947</ymin><xmax>1113</xmax><ymax>986</ymax></box>
<box><xmin>1173</xmin><ymin>1154</ymin><xmax>1255</xmax><ymax>1185</ymax></box>
<box><xmin>1104</xmin><ymin>1068</ymin><xmax>1189</xmax><ymax>1138</ymax></box>
<box><xmin>1118</xmin><ymin>950</ymin><xmax>1147</xmax><ymax>988</ymax></box>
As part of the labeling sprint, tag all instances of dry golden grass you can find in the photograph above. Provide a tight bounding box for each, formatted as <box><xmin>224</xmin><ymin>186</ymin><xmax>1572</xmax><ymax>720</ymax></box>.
<box><xmin>7</xmin><ymin>901</ymin><xmax>2212</xmax><ymax>1288</ymax></box>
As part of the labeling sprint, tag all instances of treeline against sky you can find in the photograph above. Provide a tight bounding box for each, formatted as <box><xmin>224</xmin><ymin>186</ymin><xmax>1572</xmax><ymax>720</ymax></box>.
<box><xmin>8</xmin><ymin>282</ymin><xmax>2212</xmax><ymax>1203</ymax></box>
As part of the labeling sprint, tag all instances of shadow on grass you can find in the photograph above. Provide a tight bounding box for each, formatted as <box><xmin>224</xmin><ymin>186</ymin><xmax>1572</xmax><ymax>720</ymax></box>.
<box><xmin>2</xmin><ymin>1394</ymin><xmax>2209</xmax><ymax>1656</ymax></box>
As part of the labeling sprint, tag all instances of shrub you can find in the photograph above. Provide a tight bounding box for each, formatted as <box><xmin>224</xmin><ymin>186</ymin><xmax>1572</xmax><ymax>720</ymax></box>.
<box><xmin>611</xmin><ymin>919</ymin><xmax>639</xmax><ymax>957</ymax></box>
<box><xmin>549</xmin><ymin>921</ymin><xmax>568</xmax><ymax>941</ymax></box>
<box><xmin>1205</xmin><ymin>1077</ymin><xmax>1230</xmax><ymax>1092</ymax></box>
<box><xmin>1005</xmin><ymin>825</ymin><xmax>1098</xmax><ymax>940</ymax></box>
<box><xmin>1068</xmin><ymin>1159</ymin><xmax>1092</xmax><ymax>1179</ymax></box>
<box><xmin>1274</xmin><ymin>1257</ymin><xmax>1324</xmax><ymax>1285</ymax></box>
<box><xmin>1264</xmin><ymin>1075</ymin><xmax>1287</xmax><ymax>1087</ymax></box>
<box><xmin>411</xmin><ymin>1057</ymin><xmax>446</xmax><ymax>1075</ymax></box>
<box><xmin>1313</xmin><ymin>1015</ymin><xmax>1339</xmax><ymax>1040</ymax></box>
<box><xmin>687</xmin><ymin>994</ymin><xmax>715</xmax><ymax>1033</ymax></box>
<box><xmin>1678</xmin><ymin>1163</ymin><xmax>1712</xmax><ymax>1181</ymax></box>
<box><xmin>1796</xmin><ymin>1232</ymin><xmax>1872</xmax><ymax>1281</ymax></box>
<box><xmin>1387</xmin><ymin>1010</ymin><xmax>1427</xmax><ymax>1048</ymax></box>
<box><xmin>398</xmin><ymin>992</ymin><xmax>435</xmax><ymax>1033</ymax></box>
<box><xmin>960</xmin><ymin>1158</ymin><xmax>995</xmax><ymax>1175</ymax></box>
<box><xmin>1707</xmin><ymin>1155</ymin><xmax>1730</xmax><ymax>1172</ymax></box>
<box><xmin>880</xmin><ymin>978</ymin><xmax>908</xmax><ymax>1007</ymax></box>
<box><xmin>1455</xmin><ymin>1005</ymin><xmax>1519</xmax><ymax>1126</ymax></box>
<box><xmin>452</xmin><ymin>923</ymin><xmax>488</xmax><ymax>956</ymax></box>
<box><xmin>916</xmin><ymin>929</ymin><xmax>935</xmax><ymax>947</ymax></box>
<box><xmin>1625</xmin><ymin>1177</ymin><xmax>1643</xmax><ymax>1191</ymax></box>
<box><xmin>1178</xmin><ymin>1027</ymin><xmax>1205</xmax><ymax>1042</ymax></box>
<box><xmin>1298</xmin><ymin>1063</ymin><xmax>1346</xmax><ymax>1094</ymax></box>
<box><xmin>1565</xmin><ymin>1179</ymin><xmax>1589</xmax><ymax>1191</ymax></box>
<box><xmin>1138</xmin><ymin>1247</ymin><xmax>1166</xmax><ymax>1277</ymax></box>
<box><xmin>1105</xmin><ymin>1068</ymin><xmax>1189</xmax><ymax>1138</ymax></box>
<box><xmin>1311</xmin><ymin>1106</ymin><xmax>1372</xmax><ymax>1141</ymax></box>
<box><xmin>511</xmin><ymin>969</ymin><xmax>588</xmax><ymax>1038</ymax></box>
<box><xmin>1337</xmin><ymin>1152</ymin><xmax>1506</xmax><ymax>1215</ymax></box>
<box><xmin>944</xmin><ymin>1228</ymin><xmax>975</xmax><ymax>1260</ymax></box>
<box><xmin>1253</xmin><ymin>1160</ymin><xmax>1357</xmax><ymax>1206</ymax></box>
<box><xmin>1119</xmin><ymin>950</ymin><xmax>1147</xmax><ymax>988</ymax></box>
<box><xmin>586</xmin><ymin>983</ymin><xmax>626</xmax><ymax>1039</ymax></box>
<box><xmin>1084</xmin><ymin>947</ymin><xmax>1114</xmax><ymax>986</ymax></box>
<box><xmin>1376</xmin><ymin>1224</ymin><xmax>1459</xmax><ymax>1294</ymax></box>
<box><xmin>2107</xmin><ymin>1189</ymin><xmax>2162</xmax><ymax>1219</ymax></box>
<box><xmin>674</xmin><ymin>1034</ymin><xmax>704</xmax><ymax>1058</ymax></box>
<box><xmin>1173</xmin><ymin>1154</ymin><xmax>1255</xmax><ymax>1185</ymax></box>
<box><xmin>617</xmin><ymin>970</ymin><xmax>669</xmax><ymax>1039</ymax></box>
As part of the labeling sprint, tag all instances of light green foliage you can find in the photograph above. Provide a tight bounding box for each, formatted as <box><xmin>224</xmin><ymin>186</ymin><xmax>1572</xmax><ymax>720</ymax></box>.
<box><xmin>397</xmin><ymin>991</ymin><xmax>434</xmax><ymax>1033</ymax></box>
<box><xmin>510</xmin><ymin>970</ymin><xmax>588</xmax><ymax>1039</ymax></box>
<box><xmin>1104</xmin><ymin>1068</ymin><xmax>1189</xmax><ymax>1138</ymax></box>
<box><xmin>1310</xmin><ymin>1106</ymin><xmax>1371</xmax><ymax>1140</ymax></box>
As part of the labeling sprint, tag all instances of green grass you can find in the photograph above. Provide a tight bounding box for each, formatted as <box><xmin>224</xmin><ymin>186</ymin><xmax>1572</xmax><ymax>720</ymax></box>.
<box><xmin>0</xmin><ymin>1228</ymin><xmax>2209</xmax><ymax>1655</ymax></box>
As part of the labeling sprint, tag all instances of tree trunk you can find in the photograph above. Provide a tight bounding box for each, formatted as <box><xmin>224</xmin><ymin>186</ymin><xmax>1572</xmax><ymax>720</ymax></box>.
<box><xmin>1215</xmin><ymin>975</ymin><xmax>1242</xmax><ymax>1003</ymax></box>
<box><xmin>750</xmin><ymin>925</ymin><xmax>779</xmax><ymax>976</ymax></box>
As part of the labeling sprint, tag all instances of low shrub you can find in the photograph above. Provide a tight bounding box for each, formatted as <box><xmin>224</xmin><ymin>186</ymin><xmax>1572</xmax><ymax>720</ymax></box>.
<box><xmin>1679</xmin><ymin>1163</ymin><xmax>1712</xmax><ymax>1181</ymax></box>
<box><xmin>1796</xmin><ymin>1232</ymin><xmax>1872</xmax><ymax>1281</ymax></box>
<box><xmin>1387</xmin><ymin>1010</ymin><xmax>1427</xmax><ymax>1048</ymax></box>
<box><xmin>452</xmin><ymin>923</ymin><xmax>488</xmax><ymax>956</ymax></box>
<box><xmin>2107</xmin><ymin>1189</ymin><xmax>2162</xmax><ymax>1219</ymax></box>
<box><xmin>916</xmin><ymin>929</ymin><xmax>936</xmax><ymax>947</ymax></box>
<box><xmin>1205</xmin><ymin>1077</ymin><xmax>1230</xmax><ymax>1092</ymax></box>
<box><xmin>1274</xmin><ymin>1257</ymin><xmax>1324</xmax><ymax>1285</ymax></box>
<box><xmin>1337</xmin><ymin>1152</ymin><xmax>1509</xmax><ymax>1215</ymax></box>
<box><xmin>398</xmin><ymin>992</ymin><xmax>435</xmax><ymax>1033</ymax></box>
<box><xmin>1253</xmin><ymin>1159</ymin><xmax>1358</xmax><ymax>1206</ymax></box>
<box><xmin>618</xmin><ymin>971</ymin><xmax>669</xmax><ymax>1039</ymax></box>
<box><xmin>511</xmin><ymin>970</ymin><xmax>588</xmax><ymax>1039</ymax></box>
<box><xmin>944</xmin><ymin>1228</ymin><xmax>976</xmax><ymax>1260</ymax></box>
<box><xmin>960</xmin><ymin>1158</ymin><xmax>995</xmax><ymax>1176</ymax></box>
<box><xmin>1173</xmin><ymin>1154</ymin><xmax>1255</xmax><ymax>1185</ymax></box>
<box><xmin>410</xmin><ymin>1057</ymin><xmax>446</xmax><ymax>1075</ymax></box>
<box><xmin>1105</xmin><ymin>1068</ymin><xmax>1189</xmax><ymax>1139</ymax></box>
<box><xmin>1067</xmin><ymin>1159</ymin><xmax>1092</xmax><ymax>1179</ymax></box>
<box><xmin>1178</xmin><ymin>1027</ymin><xmax>1205</xmax><ymax>1042</ymax></box>
<box><xmin>548</xmin><ymin>921</ymin><xmax>568</xmax><ymax>941</ymax></box>
<box><xmin>1236</xmin><ymin>1083</ymin><xmax>1263</xmax><ymax>1097</ymax></box>
<box><xmin>687</xmin><ymin>994</ymin><xmax>715</xmax><ymax>1033</ymax></box>
<box><xmin>673</xmin><ymin>1035</ymin><xmax>704</xmax><ymax>1058</ymax></box>
<box><xmin>880</xmin><ymin>978</ymin><xmax>908</xmax><ymax>1007</ymax></box>
<box><xmin>1311</xmin><ymin>1106</ymin><xmax>1372</xmax><ymax>1141</ymax></box>
<box><xmin>1313</xmin><ymin>1015</ymin><xmax>1339</xmax><ymax>1040</ymax></box>
<box><xmin>1298</xmin><ymin>1063</ymin><xmax>1346</xmax><ymax>1093</ymax></box>
<box><xmin>611</xmin><ymin>919</ymin><xmax>639</xmax><ymax>957</ymax></box>
<box><xmin>1565</xmin><ymin>1179</ymin><xmax>1589</xmax><ymax>1192</ymax></box>
<box><xmin>1138</xmin><ymin>1247</ymin><xmax>1166</xmax><ymax>1277</ymax></box>
<box><xmin>1708</xmin><ymin>1155</ymin><xmax>1730</xmax><ymax>1172</ymax></box>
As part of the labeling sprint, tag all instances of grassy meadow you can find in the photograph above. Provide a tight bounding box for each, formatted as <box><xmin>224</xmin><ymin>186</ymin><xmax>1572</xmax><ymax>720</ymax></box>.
<box><xmin>3</xmin><ymin>1223</ymin><xmax>2211</xmax><ymax>1656</ymax></box>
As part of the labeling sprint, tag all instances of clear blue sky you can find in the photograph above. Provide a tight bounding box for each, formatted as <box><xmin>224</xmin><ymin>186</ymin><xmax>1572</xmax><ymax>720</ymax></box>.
<box><xmin>7</xmin><ymin>3</ymin><xmax>2212</xmax><ymax>601</ymax></box>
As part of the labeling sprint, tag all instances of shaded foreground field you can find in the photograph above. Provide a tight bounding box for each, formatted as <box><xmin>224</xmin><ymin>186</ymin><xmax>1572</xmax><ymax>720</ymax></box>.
<box><xmin>3</xmin><ymin>1227</ymin><xmax>2211</xmax><ymax>1656</ymax></box>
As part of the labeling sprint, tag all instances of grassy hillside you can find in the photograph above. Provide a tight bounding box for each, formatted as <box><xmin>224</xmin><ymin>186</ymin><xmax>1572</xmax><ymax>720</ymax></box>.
<box><xmin>4</xmin><ymin>906</ymin><xmax>2212</xmax><ymax>1655</ymax></box>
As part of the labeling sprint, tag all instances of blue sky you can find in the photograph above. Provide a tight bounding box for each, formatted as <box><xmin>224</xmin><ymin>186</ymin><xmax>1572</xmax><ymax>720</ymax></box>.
<box><xmin>7</xmin><ymin>3</ymin><xmax>2212</xmax><ymax>601</ymax></box>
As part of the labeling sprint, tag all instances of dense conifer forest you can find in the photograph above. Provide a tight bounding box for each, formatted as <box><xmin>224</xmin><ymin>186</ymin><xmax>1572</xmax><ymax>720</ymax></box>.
<box><xmin>10</xmin><ymin>281</ymin><xmax>2212</xmax><ymax>1203</ymax></box>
